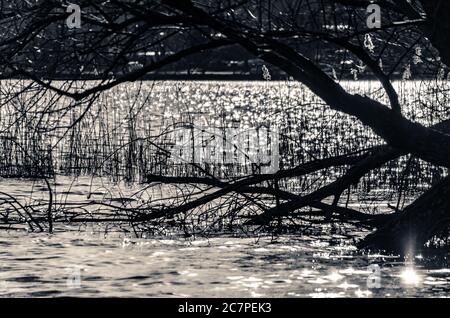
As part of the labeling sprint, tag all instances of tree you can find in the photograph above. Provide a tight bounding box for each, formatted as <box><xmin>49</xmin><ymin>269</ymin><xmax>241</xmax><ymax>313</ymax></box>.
<box><xmin>1</xmin><ymin>0</ymin><xmax>450</xmax><ymax>254</ymax></box>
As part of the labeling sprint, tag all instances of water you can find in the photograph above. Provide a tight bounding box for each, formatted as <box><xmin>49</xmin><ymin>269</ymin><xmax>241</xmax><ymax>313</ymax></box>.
<box><xmin>1</xmin><ymin>230</ymin><xmax>450</xmax><ymax>297</ymax></box>
<box><xmin>0</xmin><ymin>80</ymin><xmax>447</xmax><ymax>189</ymax></box>
<box><xmin>1</xmin><ymin>80</ymin><xmax>450</xmax><ymax>297</ymax></box>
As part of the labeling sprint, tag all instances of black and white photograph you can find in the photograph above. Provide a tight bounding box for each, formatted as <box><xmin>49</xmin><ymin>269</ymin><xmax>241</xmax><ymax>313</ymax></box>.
<box><xmin>0</xmin><ymin>0</ymin><xmax>450</xmax><ymax>302</ymax></box>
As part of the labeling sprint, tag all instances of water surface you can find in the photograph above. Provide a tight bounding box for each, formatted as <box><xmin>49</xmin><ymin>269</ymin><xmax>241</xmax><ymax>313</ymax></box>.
<box><xmin>1</xmin><ymin>230</ymin><xmax>449</xmax><ymax>297</ymax></box>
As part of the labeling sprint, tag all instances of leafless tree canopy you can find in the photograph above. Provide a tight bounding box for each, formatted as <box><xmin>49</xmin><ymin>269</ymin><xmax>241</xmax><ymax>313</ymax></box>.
<box><xmin>2</xmin><ymin>0</ymin><xmax>450</xmax><ymax>253</ymax></box>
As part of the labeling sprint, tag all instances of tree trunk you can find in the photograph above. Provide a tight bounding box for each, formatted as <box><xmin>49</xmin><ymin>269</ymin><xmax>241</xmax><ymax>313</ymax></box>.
<box><xmin>358</xmin><ymin>177</ymin><xmax>450</xmax><ymax>254</ymax></box>
<box><xmin>419</xmin><ymin>0</ymin><xmax>450</xmax><ymax>68</ymax></box>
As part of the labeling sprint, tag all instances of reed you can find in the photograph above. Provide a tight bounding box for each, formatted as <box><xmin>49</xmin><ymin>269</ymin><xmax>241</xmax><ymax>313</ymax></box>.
<box><xmin>0</xmin><ymin>79</ymin><xmax>449</xmax><ymax>233</ymax></box>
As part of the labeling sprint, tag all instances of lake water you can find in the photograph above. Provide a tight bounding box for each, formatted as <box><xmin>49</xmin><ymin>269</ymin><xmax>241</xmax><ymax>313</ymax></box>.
<box><xmin>1</xmin><ymin>229</ymin><xmax>450</xmax><ymax>297</ymax></box>
<box><xmin>1</xmin><ymin>80</ymin><xmax>450</xmax><ymax>297</ymax></box>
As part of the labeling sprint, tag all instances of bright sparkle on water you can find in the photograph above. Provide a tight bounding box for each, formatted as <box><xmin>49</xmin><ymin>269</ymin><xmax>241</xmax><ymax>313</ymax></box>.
<box><xmin>1</xmin><ymin>81</ymin><xmax>450</xmax><ymax>297</ymax></box>
<box><xmin>0</xmin><ymin>231</ymin><xmax>449</xmax><ymax>297</ymax></box>
<box><xmin>326</xmin><ymin>271</ymin><xmax>344</xmax><ymax>282</ymax></box>
<box><xmin>400</xmin><ymin>268</ymin><xmax>421</xmax><ymax>286</ymax></box>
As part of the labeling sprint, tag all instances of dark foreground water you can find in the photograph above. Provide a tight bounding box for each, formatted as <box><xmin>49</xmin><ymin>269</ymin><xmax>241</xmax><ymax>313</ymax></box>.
<box><xmin>1</xmin><ymin>229</ymin><xmax>450</xmax><ymax>297</ymax></box>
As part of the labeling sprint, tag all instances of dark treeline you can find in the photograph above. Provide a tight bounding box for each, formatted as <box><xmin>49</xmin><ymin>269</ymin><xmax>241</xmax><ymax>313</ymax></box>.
<box><xmin>0</xmin><ymin>0</ymin><xmax>442</xmax><ymax>80</ymax></box>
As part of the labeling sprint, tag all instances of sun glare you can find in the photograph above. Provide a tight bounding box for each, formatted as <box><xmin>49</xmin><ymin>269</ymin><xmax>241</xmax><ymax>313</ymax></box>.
<box><xmin>400</xmin><ymin>268</ymin><xmax>421</xmax><ymax>285</ymax></box>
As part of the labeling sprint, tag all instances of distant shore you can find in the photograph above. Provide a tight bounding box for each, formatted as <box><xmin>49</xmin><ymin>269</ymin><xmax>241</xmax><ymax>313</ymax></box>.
<box><xmin>2</xmin><ymin>71</ymin><xmax>426</xmax><ymax>81</ymax></box>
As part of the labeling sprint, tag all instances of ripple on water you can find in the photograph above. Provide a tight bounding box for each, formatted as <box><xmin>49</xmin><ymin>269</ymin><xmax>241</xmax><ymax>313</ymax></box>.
<box><xmin>1</xmin><ymin>231</ymin><xmax>450</xmax><ymax>297</ymax></box>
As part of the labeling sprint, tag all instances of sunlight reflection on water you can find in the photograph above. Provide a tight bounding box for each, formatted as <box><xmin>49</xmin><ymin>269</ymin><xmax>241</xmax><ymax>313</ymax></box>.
<box><xmin>0</xmin><ymin>230</ymin><xmax>450</xmax><ymax>297</ymax></box>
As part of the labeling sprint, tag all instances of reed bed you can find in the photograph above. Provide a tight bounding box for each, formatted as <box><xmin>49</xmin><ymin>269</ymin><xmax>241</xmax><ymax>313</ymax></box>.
<box><xmin>1</xmin><ymin>80</ymin><xmax>448</xmax><ymax>183</ymax></box>
<box><xmin>0</xmin><ymin>79</ymin><xmax>449</xmax><ymax>233</ymax></box>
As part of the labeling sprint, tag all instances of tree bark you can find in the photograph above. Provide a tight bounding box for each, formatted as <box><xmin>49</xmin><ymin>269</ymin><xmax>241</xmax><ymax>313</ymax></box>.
<box><xmin>419</xmin><ymin>0</ymin><xmax>450</xmax><ymax>68</ymax></box>
<box><xmin>163</xmin><ymin>0</ymin><xmax>450</xmax><ymax>169</ymax></box>
<box><xmin>358</xmin><ymin>177</ymin><xmax>450</xmax><ymax>254</ymax></box>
